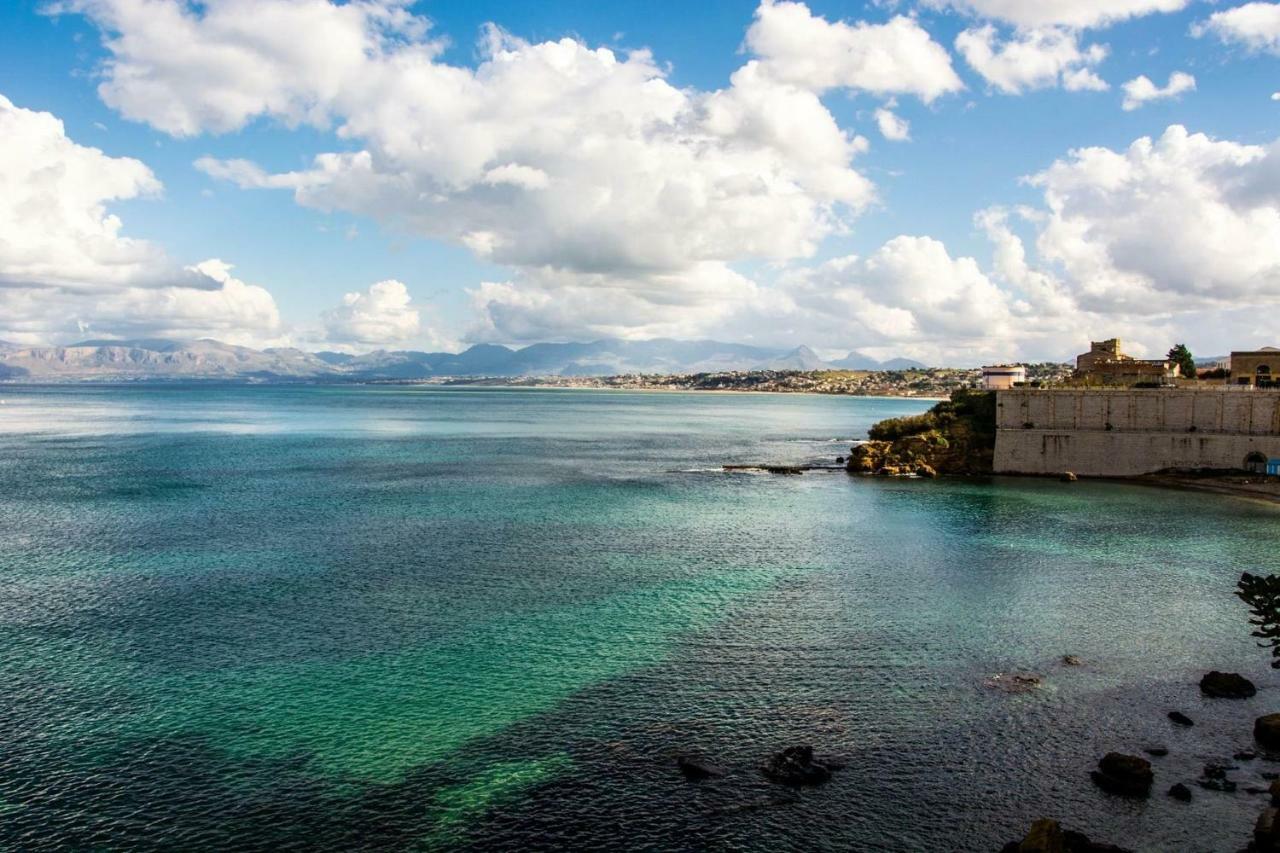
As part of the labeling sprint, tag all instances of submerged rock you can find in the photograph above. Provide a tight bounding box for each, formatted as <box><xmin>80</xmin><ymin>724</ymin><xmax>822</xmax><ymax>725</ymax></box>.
<box><xmin>1091</xmin><ymin>752</ymin><xmax>1153</xmax><ymax>797</ymax></box>
<box><xmin>677</xmin><ymin>755</ymin><xmax>727</xmax><ymax>781</ymax></box>
<box><xmin>1239</xmin><ymin>751</ymin><xmax>1260</xmax><ymax>762</ymax></box>
<box><xmin>1168</xmin><ymin>782</ymin><xmax>1192</xmax><ymax>801</ymax></box>
<box><xmin>761</xmin><ymin>745</ymin><xmax>834</xmax><ymax>786</ymax></box>
<box><xmin>1201</xmin><ymin>671</ymin><xmax>1257</xmax><ymax>699</ymax></box>
<box><xmin>1168</xmin><ymin>711</ymin><xmax>1194</xmax><ymax>727</ymax></box>
<box><xmin>985</xmin><ymin>672</ymin><xmax>1043</xmax><ymax>693</ymax></box>
<box><xmin>1257</xmin><ymin>715</ymin><xmax>1280</xmax><ymax>749</ymax></box>
<box><xmin>1062</xmin><ymin>655</ymin><xmax>1083</xmax><ymax>667</ymax></box>
<box><xmin>1143</xmin><ymin>746</ymin><xmax>1169</xmax><ymax>757</ymax></box>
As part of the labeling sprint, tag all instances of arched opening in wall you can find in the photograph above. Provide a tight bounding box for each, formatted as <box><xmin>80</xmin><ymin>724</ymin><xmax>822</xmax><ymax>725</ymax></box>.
<box><xmin>1257</xmin><ymin>365</ymin><xmax>1273</xmax><ymax>389</ymax></box>
<box><xmin>1245</xmin><ymin>451</ymin><xmax>1268</xmax><ymax>474</ymax></box>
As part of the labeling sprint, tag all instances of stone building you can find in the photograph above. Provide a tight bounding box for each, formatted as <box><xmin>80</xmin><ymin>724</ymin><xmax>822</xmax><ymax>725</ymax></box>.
<box><xmin>981</xmin><ymin>365</ymin><xmax>1026</xmax><ymax>390</ymax></box>
<box><xmin>1074</xmin><ymin>338</ymin><xmax>1179</xmax><ymax>386</ymax></box>
<box><xmin>1230</xmin><ymin>348</ymin><xmax>1280</xmax><ymax>387</ymax></box>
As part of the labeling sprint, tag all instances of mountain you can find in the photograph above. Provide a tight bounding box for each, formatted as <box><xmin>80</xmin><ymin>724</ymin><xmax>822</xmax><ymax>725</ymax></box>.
<box><xmin>0</xmin><ymin>339</ymin><xmax>336</xmax><ymax>380</ymax></box>
<box><xmin>752</xmin><ymin>345</ymin><xmax>832</xmax><ymax>371</ymax></box>
<box><xmin>830</xmin><ymin>351</ymin><xmax>927</xmax><ymax>370</ymax></box>
<box><xmin>0</xmin><ymin>338</ymin><xmax>926</xmax><ymax>381</ymax></box>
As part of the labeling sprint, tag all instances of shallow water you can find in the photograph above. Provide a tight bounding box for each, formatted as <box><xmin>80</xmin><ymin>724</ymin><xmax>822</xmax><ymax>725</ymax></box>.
<box><xmin>1</xmin><ymin>384</ymin><xmax>1278</xmax><ymax>851</ymax></box>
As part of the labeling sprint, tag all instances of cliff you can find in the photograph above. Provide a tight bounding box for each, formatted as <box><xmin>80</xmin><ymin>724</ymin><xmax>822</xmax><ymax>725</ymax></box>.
<box><xmin>849</xmin><ymin>389</ymin><xmax>997</xmax><ymax>476</ymax></box>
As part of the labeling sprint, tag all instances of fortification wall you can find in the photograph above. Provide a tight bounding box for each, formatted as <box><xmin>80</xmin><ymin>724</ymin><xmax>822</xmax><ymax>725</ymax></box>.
<box><xmin>993</xmin><ymin>389</ymin><xmax>1280</xmax><ymax>476</ymax></box>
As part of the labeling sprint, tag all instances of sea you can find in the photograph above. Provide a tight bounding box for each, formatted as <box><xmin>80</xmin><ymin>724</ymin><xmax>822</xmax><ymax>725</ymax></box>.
<box><xmin>1</xmin><ymin>384</ymin><xmax>1278</xmax><ymax>851</ymax></box>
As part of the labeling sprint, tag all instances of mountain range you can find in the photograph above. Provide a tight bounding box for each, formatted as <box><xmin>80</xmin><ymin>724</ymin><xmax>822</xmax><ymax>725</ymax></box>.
<box><xmin>0</xmin><ymin>338</ymin><xmax>926</xmax><ymax>381</ymax></box>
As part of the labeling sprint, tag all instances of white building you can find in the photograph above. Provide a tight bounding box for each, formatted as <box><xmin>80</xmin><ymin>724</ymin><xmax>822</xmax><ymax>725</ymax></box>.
<box><xmin>982</xmin><ymin>364</ymin><xmax>1027</xmax><ymax>390</ymax></box>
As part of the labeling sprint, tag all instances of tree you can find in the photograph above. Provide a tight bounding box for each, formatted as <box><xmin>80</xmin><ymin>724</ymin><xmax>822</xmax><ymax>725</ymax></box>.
<box><xmin>1237</xmin><ymin>573</ymin><xmax>1280</xmax><ymax>668</ymax></box>
<box><xmin>1168</xmin><ymin>343</ymin><xmax>1197</xmax><ymax>379</ymax></box>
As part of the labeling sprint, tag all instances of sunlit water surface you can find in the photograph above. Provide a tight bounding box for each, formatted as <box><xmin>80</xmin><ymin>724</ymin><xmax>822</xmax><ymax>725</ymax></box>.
<box><xmin>1</xmin><ymin>385</ymin><xmax>1278</xmax><ymax>851</ymax></box>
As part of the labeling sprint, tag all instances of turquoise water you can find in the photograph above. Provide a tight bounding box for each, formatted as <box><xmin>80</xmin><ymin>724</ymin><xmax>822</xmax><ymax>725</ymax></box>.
<box><xmin>1</xmin><ymin>385</ymin><xmax>1278</xmax><ymax>851</ymax></box>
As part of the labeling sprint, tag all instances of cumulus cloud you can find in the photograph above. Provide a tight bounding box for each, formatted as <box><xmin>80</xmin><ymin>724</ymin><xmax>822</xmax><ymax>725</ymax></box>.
<box><xmin>1027</xmin><ymin>125</ymin><xmax>1280</xmax><ymax>312</ymax></box>
<box><xmin>745</xmin><ymin>1</ymin><xmax>963</xmax><ymax>102</ymax></box>
<box><xmin>59</xmin><ymin>0</ymin><xmax>955</xmax><ymax>342</ymax></box>
<box><xmin>1121</xmin><ymin>71</ymin><xmax>1196</xmax><ymax>109</ymax></box>
<box><xmin>928</xmin><ymin>0</ymin><xmax>1189</xmax><ymax>29</ymax></box>
<box><xmin>322</xmin><ymin>279</ymin><xmax>420</xmax><ymax>345</ymax></box>
<box><xmin>1193</xmin><ymin>2</ymin><xmax>1280</xmax><ymax>55</ymax></box>
<box><xmin>874</xmin><ymin>106</ymin><xmax>911</xmax><ymax>141</ymax></box>
<box><xmin>955</xmin><ymin>26</ymin><xmax>1109</xmax><ymax>94</ymax></box>
<box><xmin>0</xmin><ymin>93</ymin><xmax>280</xmax><ymax>344</ymax></box>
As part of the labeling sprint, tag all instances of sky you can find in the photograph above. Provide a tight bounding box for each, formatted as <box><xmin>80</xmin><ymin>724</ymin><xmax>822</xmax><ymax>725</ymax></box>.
<box><xmin>0</xmin><ymin>0</ymin><xmax>1278</xmax><ymax>364</ymax></box>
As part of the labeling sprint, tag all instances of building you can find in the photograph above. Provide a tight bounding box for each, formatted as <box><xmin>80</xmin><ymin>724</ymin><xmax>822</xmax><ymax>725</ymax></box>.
<box><xmin>1230</xmin><ymin>348</ymin><xmax>1280</xmax><ymax>387</ymax></box>
<box><xmin>981</xmin><ymin>364</ymin><xmax>1027</xmax><ymax>390</ymax></box>
<box><xmin>1073</xmin><ymin>338</ymin><xmax>1179</xmax><ymax>386</ymax></box>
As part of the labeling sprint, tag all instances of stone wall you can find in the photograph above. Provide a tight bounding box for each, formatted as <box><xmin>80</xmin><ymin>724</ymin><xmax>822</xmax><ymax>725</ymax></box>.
<box><xmin>993</xmin><ymin>389</ymin><xmax>1280</xmax><ymax>476</ymax></box>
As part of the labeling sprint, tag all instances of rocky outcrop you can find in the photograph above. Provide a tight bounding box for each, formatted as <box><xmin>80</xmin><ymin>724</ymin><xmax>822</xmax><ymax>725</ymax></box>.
<box><xmin>849</xmin><ymin>389</ymin><xmax>997</xmax><ymax>477</ymax></box>
<box><xmin>760</xmin><ymin>745</ymin><xmax>835</xmax><ymax>786</ymax></box>
<box><xmin>1200</xmin><ymin>671</ymin><xmax>1257</xmax><ymax>699</ymax></box>
<box><xmin>1090</xmin><ymin>753</ymin><xmax>1153</xmax><ymax>797</ymax></box>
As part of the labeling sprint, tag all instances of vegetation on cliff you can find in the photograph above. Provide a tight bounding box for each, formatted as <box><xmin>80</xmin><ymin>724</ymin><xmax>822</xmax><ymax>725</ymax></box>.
<box><xmin>848</xmin><ymin>389</ymin><xmax>997</xmax><ymax>476</ymax></box>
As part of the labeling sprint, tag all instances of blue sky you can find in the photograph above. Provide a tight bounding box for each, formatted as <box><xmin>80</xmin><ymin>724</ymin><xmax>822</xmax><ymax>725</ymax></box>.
<box><xmin>0</xmin><ymin>0</ymin><xmax>1278</xmax><ymax>362</ymax></box>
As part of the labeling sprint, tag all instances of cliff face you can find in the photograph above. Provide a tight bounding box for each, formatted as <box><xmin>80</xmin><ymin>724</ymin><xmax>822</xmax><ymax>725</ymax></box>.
<box><xmin>849</xmin><ymin>390</ymin><xmax>997</xmax><ymax>476</ymax></box>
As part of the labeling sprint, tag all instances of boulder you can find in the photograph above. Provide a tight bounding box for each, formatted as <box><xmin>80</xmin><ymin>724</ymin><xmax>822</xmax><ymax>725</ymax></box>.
<box><xmin>1017</xmin><ymin>818</ymin><xmax>1064</xmax><ymax>853</ymax></box>
<box><xmin>1060</xmin><ymin>471</ymin><xmax>1078</xmax><ymax>482</ymax></box>
<box><xmin>1091</xmin><ymin>752</ymin><xmax>1153</xmax><ymax>797</ymax></box>
<box><xmin>677</xmin><ymin>755</ymin><xmax>727</xmax><ymax>780</ymax></box>
<box><xmin>916</xmin><ymin>464</ymin><xmax>938</xmax><ymax>479</ymax></box>
<box><xmin>1168</xmin><ymin>710</ymin><xmax>1194</xmax><ymax>727</ymax></box>
<box><xmin>1143</xmin><ymin>746</ymin><xmax>1169</xmax><ymax>757</ymax></box>
<box><xmin>1200</xmin><ymin>671</ymin><xmax>1257</xmax><ymax>699</ymax></box>
<box><xmin>1168</xmin><ymin>782</ymin><xmax>1192</xmax><ymax>801</ymax></box>
<box><xmin>1256</xmin><ymin>714</ymin><xmax>1280</xmax><ymax>749</ymax></box>
<box><xmin>1000</xmin><ymin>821</ymin><xmax>1133</xmax><ymax>853</ymax></box>
<box><xmin>1256</xmin><ymin>807</ymin><xmax>1280</xmax><ymax>852</ymax></box>
<box><xmin>761</xmin><ymin>745</ymin><xmax>833</xmax><ymax>786</ymax></box>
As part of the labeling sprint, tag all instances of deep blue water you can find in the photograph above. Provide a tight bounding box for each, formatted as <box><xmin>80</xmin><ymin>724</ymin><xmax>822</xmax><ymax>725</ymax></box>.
<box><xmin>1</xmin><ymin>384</ymin><xmax>1278</xmax><ymax>851</ymax></box>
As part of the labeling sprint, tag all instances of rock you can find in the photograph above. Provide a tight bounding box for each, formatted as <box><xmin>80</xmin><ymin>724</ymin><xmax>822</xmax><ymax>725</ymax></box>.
<box><xmin>1204</xmin><ymin>762</ymin><xmax>1236</xmax><ymax>780</ymax></box>
<box><xmin>1001</xmin><ymin>821</ymin><xmax>1133</xmax><ymax>853</ymax></box>
<box><xmin>1239</xmin><ymin>751</ymin><xmax>1260</xmax><ymax>762</ymax></box>
<box><xmin>1168</xmin><ymin>710</ymin><xmax>1194</xmax><ymax>727</ymax></box>
<box><xmin>1201</xmin><ymin>671</ymin><xmax>1258</xmax><ymax>699</ymax></box>
<box><xmin>1265</xmin><ymin>772</ymin><xmax>1280</xmax><ymax>781</ymax></box>
<box><xmin>1257</xmin><ymin>714</ymin><xmax>1280</xmax><ymax>749</ymax></box>
<box><xmin>1168</xmin><ymin>782</ymin><xmax>1192</xmax><ymax>801</ymax></box>
<box><xmin>761</xmin><ymin>745</ymin><xmax>833</xmax><ymax>786</ymax></box>
<box><xmin>1271</xmin><ymin>778</ymin><xmax>1280</xmax><ymax>805</ymax></box>
<box><xmin>677</xmin><ymin>755</ymin><xmax>727</xmax><ymax>780</ymax></box>
<box><xmin>1143</xmin><ymin>746</ymin><xmax>1169</xmax><ymax>757</ymax></box>
<box><xmin>1256</xmin><ymin>807</ymin><xmax>1280</xmax><ymax>851</ymax></box>
<box><xmin>985</xmin><ymin>672</ymin><xmax>1043</xmax><ymax>693</ymax></box>
<box><xmin>1251</xmin><ymin>787</ymin><xmax>1271</xmax><ymax>795</ymax></box>
<box><xmin>1091</xmin><ymin>753</ymin><xmax>1153</xmax><ymax>797</ymax></box>
<box><xmin>835</xmin><ymin>456</ymin><xmax>845</xmax><ymax>465</ymax></box>
<box><xmin>915</xmin><ymin>463</ymin><xmax>938</xmax><ymax>479</ymax></box>
<box><xmin>1017</xmin><ymin>818</ymin><xmax>1065</xmax><ymax>853</ymax></box>
<box><xmin>1062</xmin><ymin>655</ymin><xmax>1083</xmax><ymax>667</ymax></box>
<box><xmin>1060</xmin><ymin>471</ymin><xmax>1078</xmax><ymax>482</ymax></box>
<box><xmin>1197</xmin><ymin>778</ymin><xmax>1237</xmax><ymax>793</ymax></box>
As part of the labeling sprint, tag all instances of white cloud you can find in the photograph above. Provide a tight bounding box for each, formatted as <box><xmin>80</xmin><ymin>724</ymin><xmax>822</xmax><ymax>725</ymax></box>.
<box><xmin>745</xmin><ymin>1</ymin><xmax>963</xmax><ymax>102</ymax></box>
<box><xmin>1193</xmin><ymin>2</ymin><xmax>1280</xmax><ymax>55</ymax></box>
<box><xmin>1121</xmin><ymin>71</ymin><xmax>1196</xmax><ymax>109</ymax></box>
<box><xmin>955</xmin><ymin>26</ymin><xmax>1109</xmax><ymax>94</ymax></box>
<box><xmin>63</xmin><ymin>0</ymin><xmax>918</xmax><ymax>343</ymax></box>
<box><xmin>874</xmin><ymin>107</ymin><xmax>911</xmax><ymax>141</ymax></box>
<box><xmin>1027</xmin><ymin>125</ymin><xmax>1280</xmax><ymax>311</ymax></box>
<box><xmin>0</xmin><ymin>93</ymin><xmax>280</xmax><ymax>344</ymax></box>
<box><xmin>929</xmin><ymin>0</ymin><xmax>1189</xmax><ymax>29</ymax></box>
<box><xmin>322</xmin><ymin>279</ymin><xmax>421</xmax><ymax>345</ymax></box>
